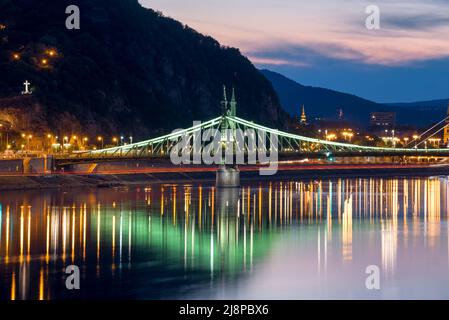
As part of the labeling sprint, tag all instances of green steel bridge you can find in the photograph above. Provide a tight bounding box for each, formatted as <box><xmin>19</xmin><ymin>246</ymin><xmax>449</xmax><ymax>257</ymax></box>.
<box><xmin>61</xmin><ymin>88</ymin><xmax>449</xmax><ymax>164</ymax></box>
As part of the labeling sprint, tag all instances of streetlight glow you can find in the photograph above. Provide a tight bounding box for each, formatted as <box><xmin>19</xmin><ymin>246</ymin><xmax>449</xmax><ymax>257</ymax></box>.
<box><xmin>47</xmin><ymin>49</ymin><xmax>57</xmax><ymax>57</ymax></box>
<box><xmin>97</xmin><ymin>136</ymin><xmax>104</xmax><ymax>149</ymax></box>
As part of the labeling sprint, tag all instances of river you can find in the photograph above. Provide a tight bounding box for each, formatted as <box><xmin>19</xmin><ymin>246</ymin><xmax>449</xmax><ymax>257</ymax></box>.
<box><xmin>1</xmin><ymin>176</ymin><xmax>449</xmax><ymax>299</ymax></box>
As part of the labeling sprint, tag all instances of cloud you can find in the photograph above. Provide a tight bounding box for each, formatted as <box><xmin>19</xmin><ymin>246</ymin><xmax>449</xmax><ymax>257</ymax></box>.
<box><xmin>247</xmin><ymin>43</ymin><xmax>367</xmax><ymax>68</ymax></box>
<box><xmin>142</xmin><ymin>0</ymin><xmax>449</xmax><ymax>101</ymax></box>
<box><xmin>382</xmin><ymin>13</ymin><xmax>449</xmax><ymax>31</ymax></box>
<box><xmin>247</xmin><ymin>56</ymin><xmax>309</xmax><ymax>67</ymax></box>
<box><xmin>143</xmin><ymin>0</ymin><xmax>449</xmax><ymax>66</ymax></box>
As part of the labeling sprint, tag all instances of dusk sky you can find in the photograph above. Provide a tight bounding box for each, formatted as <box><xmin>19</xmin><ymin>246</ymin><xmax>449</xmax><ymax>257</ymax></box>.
<box><xmin>140</xmin><ymin>0</ymin><xmax>449</xmax><ymax>103</ymax></box>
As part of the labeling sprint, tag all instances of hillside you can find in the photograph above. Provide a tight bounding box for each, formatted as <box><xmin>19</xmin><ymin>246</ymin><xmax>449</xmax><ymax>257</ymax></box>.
<box><xmin>0</xmin><ymin>0</ymin><xmax>287</xmax><ymax>139</ymax></box>
<box><xmin>388</xmin><ymin>99</ymin><xmax>449</xmax><ymax>109</ymax></box>
<box><xmin>261</xmin><ymin>69</ymin><xmax>381</xmax><ymax>124</ymax></box>
<box><xmin>262</xmin><ymin>69</ymin><xmax>449</xmax><ymax>127</ymax></box>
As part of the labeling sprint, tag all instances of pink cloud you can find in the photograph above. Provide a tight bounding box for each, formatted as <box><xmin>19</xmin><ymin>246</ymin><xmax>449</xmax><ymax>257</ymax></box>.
<box><xmin>142</xmin><ymin>0</ymin><xmax>449</xmax><ymax>66</ymax></box>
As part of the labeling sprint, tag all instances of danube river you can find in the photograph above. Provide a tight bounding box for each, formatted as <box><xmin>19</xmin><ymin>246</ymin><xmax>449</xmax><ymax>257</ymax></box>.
<box><xmin>1</xmin><ymin>177</ymin><xmax>449</xmax><ymax>300</ymax></box>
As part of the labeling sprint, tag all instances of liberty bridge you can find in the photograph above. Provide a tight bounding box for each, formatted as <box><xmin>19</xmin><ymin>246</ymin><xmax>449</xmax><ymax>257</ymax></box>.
<box><xmin>56</xmin><ymin>88</ymin><xmax>449</xmax><ymax>186</ymax></box>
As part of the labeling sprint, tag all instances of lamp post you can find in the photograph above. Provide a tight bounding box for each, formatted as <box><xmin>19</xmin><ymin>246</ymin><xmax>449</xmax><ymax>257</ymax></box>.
<box><xmin>98</xmin><ymin>136</ymin><xmax>103</xmax><ymax>149</ymax></box>
<box><xmin>348</xmin><ymin>132</ymin><xmax>354</xmax><ymax>143</ymax></box>
<box><xmin>113</xmin><ymin>137</ymin><xmax>118</xmax><ymax>146</ymax></box>
<box><xmin>46</xmin><ymin>134</ymin><xmax>53</xmax><ymax>153</ymax></box>
<box><xmin>21</xmin><ymin>133</ymin><xmax>26</xmax><ymax>152</ymax></box>
<box><xmin>63</xmin><ymin>136</ymin><xmax>69</xmax><ymax>154</ymax></box>
<box><xmin>392</xmin><ymin>130</ymin><xmax>396</xmax><ymax>148</ymax></box>
<box><xmin>27</xmin><ymin>135</ymin><xmax>32</xmax><ymax>152</ymax></box>
<box><xmin>55</xmin><ymin>136</ymin><xmax>62</xmax><ymax>154</ymax></box>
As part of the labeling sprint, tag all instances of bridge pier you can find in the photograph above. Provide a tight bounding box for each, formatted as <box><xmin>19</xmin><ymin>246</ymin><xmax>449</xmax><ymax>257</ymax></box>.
<box><xmin>216</xmin><ymin>165</ymin><xmax>240</xmax><ymax>188</ymax></box>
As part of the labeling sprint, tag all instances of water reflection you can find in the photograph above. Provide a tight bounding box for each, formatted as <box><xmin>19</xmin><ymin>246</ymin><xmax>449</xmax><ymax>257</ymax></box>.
<box><xmin>0</xmin><ymin>177</ymin><xmax>449</xmax><ymax>299</ymax></box>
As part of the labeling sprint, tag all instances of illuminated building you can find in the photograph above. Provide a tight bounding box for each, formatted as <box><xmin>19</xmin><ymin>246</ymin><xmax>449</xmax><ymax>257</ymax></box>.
<box><xmin>370</xmin><ymin>112</ymin><xmax>396</xmax><ymax>129</ymax></box>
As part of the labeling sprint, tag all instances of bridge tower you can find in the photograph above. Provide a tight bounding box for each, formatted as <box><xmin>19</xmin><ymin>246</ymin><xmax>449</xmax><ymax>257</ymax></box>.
<box><xmin>216</xmin><ymin>85</ymin><xmax>240</xmax><ymax>188</ymax></box>
<box><xmin>230</xmin><ymin>87</ymin><xmax>237</xmax><ymax>117</ymax></box>
<box><xmin>444</xmin><ymin>103</ymin><xmax>449</xmax><ymax>146</ymax></box>
<box><xmin>220</xmin><ymin>85</ymin><xmax>228</xmax><ymax>117</ymax></box>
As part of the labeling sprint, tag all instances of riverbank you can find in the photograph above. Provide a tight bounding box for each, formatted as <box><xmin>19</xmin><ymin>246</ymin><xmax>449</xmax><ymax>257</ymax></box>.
<box><xmin>1</xmin><ymin>164</ymin><xmax>449</xmax><ymax>191</ymax></box>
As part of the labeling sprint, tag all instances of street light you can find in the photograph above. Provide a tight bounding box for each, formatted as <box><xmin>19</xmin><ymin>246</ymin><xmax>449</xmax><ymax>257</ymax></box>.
<box><xmin>342</xmin><ymin>131</ymin><xmax>354</xmax><ymax>142</ymax></box>
<box><xmin>392</xmin><ymin>130</ymin><xmax>396</xmax><ymax>148</ymax></box>
<box><xmin>97</xmin><ymin>136</ymin><xmax>104</xmax><ymax>149</ymax></box>
<box><xmin>47</xmin><ymin>49</ymin><xmax>57</xmax><ymax>57</ymax></box>
<box><xmin>113</xmin><ymin>137</ymin><xmax>118</xmax><ymax>146</ymax></box>
<box><xmin>347</xmin><ymin>132</ymin><xmax>354</xmax><ymax>142</ymax></box>
<box><xmin>27</xmin><ymin>135</ymin><xmax>32</xmax><ymax>152</ymax></box>
<box><xmin>120</xmin><ymin>136</ymin><xmax>124</xmax><ymax>146</ymax></box>
<box><xmin>62</xmin><ymin>136</ymin><xmax>70</xmax><ymax>153</ymax></box>
<box><xmin>81</xmin><ymin>137</ymin><xmax>89</xmax><ymax>150</ymax></box>
<box><xmin>45</xmin><ymin>134</ymin><xmax>53</xmax><ymax>153</ymax></box>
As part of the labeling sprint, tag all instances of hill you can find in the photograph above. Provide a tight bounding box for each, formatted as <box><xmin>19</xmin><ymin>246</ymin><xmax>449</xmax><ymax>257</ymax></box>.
<box><xmin>0</xmin><ymin>0</ymin><xmax>287</xmax><ymax>139</ymax></box>
<box><xmin>261</xmin><ymin>69</ymin><xmax>449</xmax><ymax>127</ymax></box>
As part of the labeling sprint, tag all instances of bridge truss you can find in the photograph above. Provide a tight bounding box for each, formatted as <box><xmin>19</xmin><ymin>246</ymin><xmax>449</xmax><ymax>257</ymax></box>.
<box><xmin>69</xmin><ymin>115</ymin><xmax>449</xmax><ymax>161</ymax></box>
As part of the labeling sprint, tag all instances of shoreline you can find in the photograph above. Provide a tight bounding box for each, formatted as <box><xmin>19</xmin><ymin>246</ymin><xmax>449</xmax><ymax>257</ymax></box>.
<box><xmin>1</xmin><ymin>164</ymin><xmax>449</xmax><ymax>191</ymax></box>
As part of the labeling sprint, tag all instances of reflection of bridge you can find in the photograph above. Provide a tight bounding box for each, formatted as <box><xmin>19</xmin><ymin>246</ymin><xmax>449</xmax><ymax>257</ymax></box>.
<box><xmin>1</xmin><ymin>177</ymin><xmax>446</xmax><ymax>299</ymax></box>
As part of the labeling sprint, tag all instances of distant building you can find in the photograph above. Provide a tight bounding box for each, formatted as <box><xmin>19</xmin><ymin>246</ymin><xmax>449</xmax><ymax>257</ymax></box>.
<box><xmin>370</xmin><ymin>112</ymin><xmax>396</xmax><ymax>128</ymax></box>
<box><xmin>300</xmin><ymin>105</ymin><xmax>308</xmax><ymax>125</ymax></box>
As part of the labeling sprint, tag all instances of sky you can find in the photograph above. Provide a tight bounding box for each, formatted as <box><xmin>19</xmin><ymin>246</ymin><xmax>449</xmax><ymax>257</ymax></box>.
<box><xmin>140</xmin><ymin>0</ymin><xmax>449</xmax><ymax>103</ymax></box>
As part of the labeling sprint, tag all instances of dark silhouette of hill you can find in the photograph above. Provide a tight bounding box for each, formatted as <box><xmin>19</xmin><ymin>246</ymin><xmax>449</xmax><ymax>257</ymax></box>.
<box><xmin>0</xmin><ymin>0</ymin><xmax>287</xmax><ymax>138</ymax></box>
<box><xmin>388</xmin><ymin>99</ymin><xmax>449</xmax><ymax>108</ymax></box>
<box><xmin>262</xmin><ymin>69</ymin><xmax>449</xmax><ymax>127</ymax></box>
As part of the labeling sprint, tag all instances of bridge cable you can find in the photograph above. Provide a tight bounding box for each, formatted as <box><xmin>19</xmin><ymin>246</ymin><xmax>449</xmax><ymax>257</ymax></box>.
<box><xmin>405</xmin><ymin>115</ymin><xmax>449</xmax><ymax>147</ymax></box>
<box><xmin>412</xmin><ymin>122</ymin><xmax>449</xmax><ymax>149</ymax></box>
